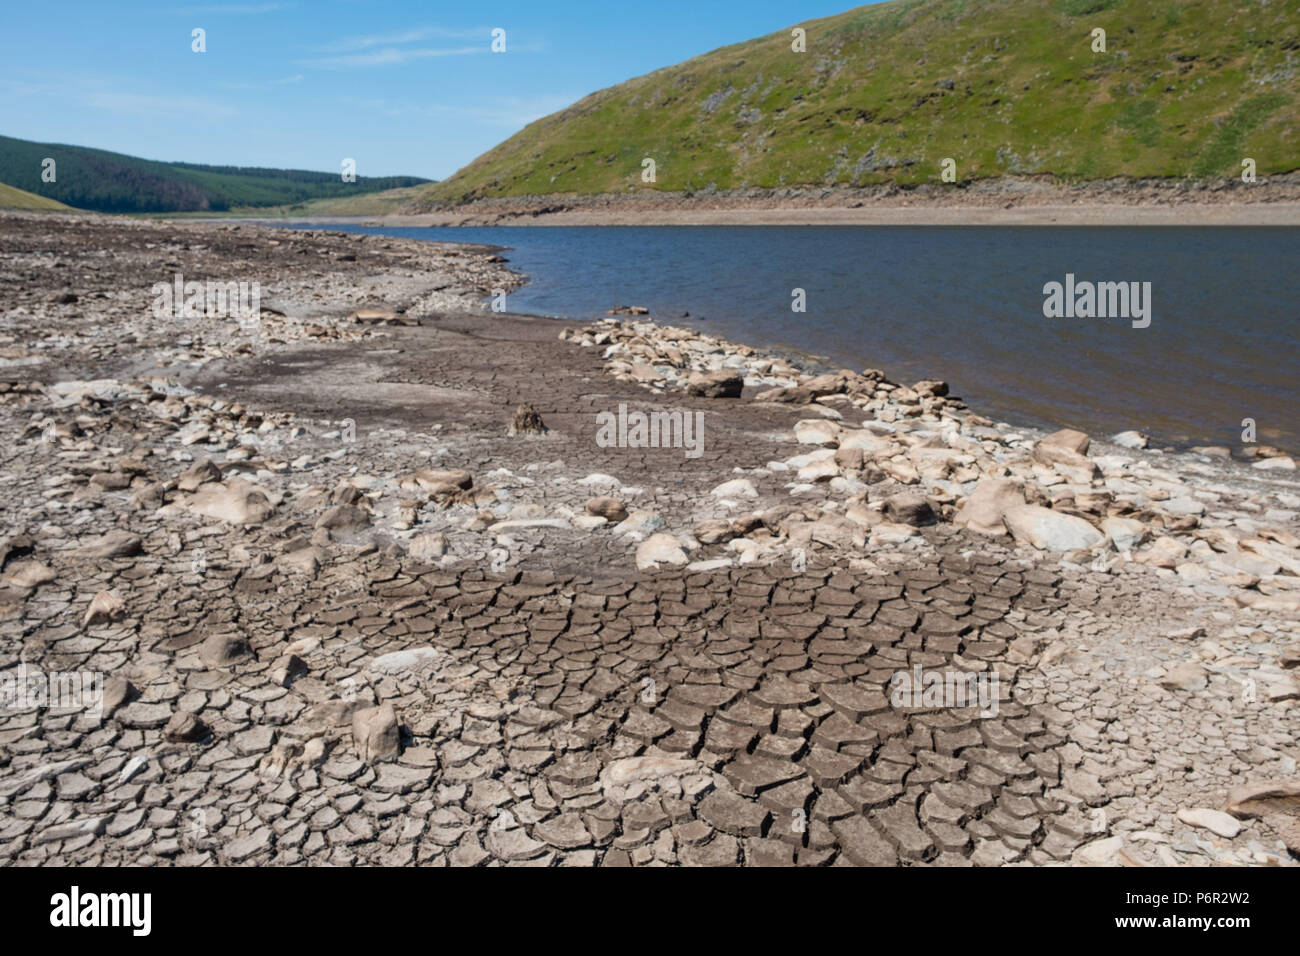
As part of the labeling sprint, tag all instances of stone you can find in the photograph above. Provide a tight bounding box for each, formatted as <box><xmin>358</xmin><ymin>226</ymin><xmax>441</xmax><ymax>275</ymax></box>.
<box><xmin>1002</xmin><ymin>505</ymin><xmax>1103</xmax><ymax>552</ymax></box>
<box><xmin>407</xmin><ymin>468</ymin><xmax>472</xmax><ymax>490</ymax></box>
<box><xmin>952</xmin><ymin>478</ymin><xmax>1025</xmax><ymax>536</ymax></box>
<box><xmin>1159</xmin><ymin>662</ymin><xmax>1208</xmax><ymax>692</ymax></box>
<box><xmin>163</xmin><ymin>711</ymin><xmax>208</xmax><ymax>743</ymax></box>
<box><xmin>1074</xmin><ymin>836</ymin><xmax>1123</xmax><ymax>866</ymax></box>
<box><xmin>636</xmin><ymin>533</ymin><xmax>688</xmax><ymax>570</ymax></box>
<box><xmin>199</xmin><ymin>632</ymin><xmax>250</xmax><ymax>668</ymax></box>
<box><xmin>99</xmin><ymin>677</ymin><xmax>136</xmax><ymax>716</ymax></box>
<box><xmin>1253</xmin><ymin>456</ymin><xmax>1296</xmax><ymax>471</ymax></box>
<box><xmin>349</xmin><ymin>308</ymin><xmax>403</xmax><ymax>324</ymax></box>
<box><xmin>711</xmin><ymin>478</ymin><xmax>757</xmax><ymax>499</ymax></box>
<box><xmin>883</xmin><ymin>492</ymin><xmax>934</xmax><ymax>526</ymax></box>
<box><xmin>316</xmin><ymin>503</ymin><xmax>370</xmax><ymax>530</ymax></box>
<box><xmin>269</xmin><ymin>654</ymin><xmax>307</xmax><ymax>687</ymax></box>
<box><xmin>369</xmin><ymin>647</ymin><xmax>439</xmax><ymax>674</ymax></box>
<box><xmin>1141</xmin><ymin>536</ymin><xmax>1187</xmax><ymax>568</ymax></box>
<box><xmin>188</xmin><ymin>479</ymin><xmax>276</xmax><ymax>525</ymax></box>
<box><xmin>507</xmin><ymin>403</ymin><xmax>547</xmax><ymax>435</ymax></box>
<box><xmin>685</xmin><ymin>369</ymin><xmax>742</xmax><ymax>398</ymax></box>
<box><xmin>602</xmin><ymin>756</ymin><xmax>700</xmax><ymax>789</ymax></box>
<box><xmin>353</xmin><ymin>703</ymin><xmax>401</xmax><ymax>763</ymax></box>
<box><xmin>1176</xmin><ymin>808</ymin><xmax>1242</xmax><ymax>839</ymax></box>
<box><xmin>1031</xmin><ymin>442</ymin><xmax>1098</xmax><ymax>483</ymax></box>
<box><xmin>1226</xmin><ymin>780</ymin><xmax>1300</xmax><ymax>819</ymax></box>
<box><xmin>2</xmin><ymin>560</ymin><xmax>57</xmax><ymax>588</ymax></box>
<box><xmin>177</xmin><ymin>458</ymin><xmax>222</xmax><ymax>491</ymax></box>
<box><xmin>1111</xmin><ymin>430</ymin><xmax>1148</xmax><ymax>449</ymax></box>
<box><xmin>77</xmin><ymin>530</ymin><xmax>143</xmax><ymax>559</ymax></box>
<box><xmin>409</xmin><ymin>533</ymin><xmax>448</xmax><ymax>562</ymax></box>
<box><xmin>82</xmin><ymin>590</ymin><xmax>125</xmax><ymax>628</ymax></box>
<box><xmin>793</xmin><ymin>419</ymin><xmax>840</xmax><ymax>446</ymax></box>
<box><xmin>1101</xmin><ymin>517</ymin><xmax>1147</xmax><ymax>552</ymax></box>
<box><xmin>1040</xmin><ymin>428</ymin><xmax>1091</xmax><ymax>455</ymax></box>
<box><xmin>694</xmin><ymin>519</ymin><xmax>737</xmax><ymax>545</ymax></box>
<box><xmin>584</xmin><ymin>497</ymin><xmax>628</xmax><ymax>522</ymax></box>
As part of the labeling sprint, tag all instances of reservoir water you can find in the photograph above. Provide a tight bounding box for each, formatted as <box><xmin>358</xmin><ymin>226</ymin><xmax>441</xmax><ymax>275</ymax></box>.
<box><xmin>288</xmin><ymin>223</ymin><xmax>1299</xmax><ymax>453</ymax></box>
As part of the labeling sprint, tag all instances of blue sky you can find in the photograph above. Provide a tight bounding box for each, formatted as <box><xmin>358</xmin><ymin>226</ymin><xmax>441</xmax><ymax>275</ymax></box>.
<box><xmin>0</xmin><ymin>1</ymin><xmax>881</xmax><ymax>180</ymax></box>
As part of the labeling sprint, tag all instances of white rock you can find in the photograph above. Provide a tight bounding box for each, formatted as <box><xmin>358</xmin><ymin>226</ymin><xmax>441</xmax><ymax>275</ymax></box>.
<box><xmin>793</xmin><ymin>419</ymin><xmax>841</xmax><ymax>446</ymax></box>
<box><xmin>1176</xmin><ymin>807</ymin><xmax>1242</xmax><ymax>839</ymax></box>
<box><xmin>369</xmin><ymin>647</ymin><xmax>439</xmax><ymax>674</ymax></box>
<box><xmin>408</xmin><ymin>533</ymin><xmax>448</xmax><ymax>561</ymax></box>
<box><xmin>1101</xmin><ymin>517</ymin><xmax>1147</xmax><ymax>552</ymax></box>
<box><xmin>1074</xmin><ymin>836</ymin><xmax>1124</xmax><ymax>866</ymax></box>
<box><xmin>953</xmin><ymin>478</ymin><xmax>1026</xmax><ymax>535</ymax></box>
<box><xmin>601</xmin><ymin>756</ymin><xmax>700</xmax><ymax>788</ymax></box>
<box><xmin>1253</xmin><ymin>456</ymin><xmax>1296</xmax><ymax>471</ymax></box>
<box><xmin>1002</xmin><ymin>504</ymin><xmax>1103</xmax><ymax>552</ymax></box>
<box><xmin>798</xmin><ymin>460</ymin><xmax>840</xmax><ymax>482</ymax></box>
<box><xmin>487</xmin><ymin>518</ymin><xmax>571</xmax><ymax>532</ymax></box>
<box><xmin>686</xmin><ymin>558</ymin><xmax>733</xmax><ymax>572</ymax></box>
<box><xmin>613</xmin><ymin>510</ymin><xmax>665</xmax><ymax>536</ymax></box>
<box><xmin>711</xmin><ymin>478</ymin><xmax>757</xmax><ymax>498</ymax></box>
<box><xmin>1111</xmin><ymin>430</ymin><xmax>1149</xmax><ymax>449</ymax></box>
<box><xmin>635</xmin><ymin>533</ymin><xmax>688</xmax><ymax>570</ymax></box>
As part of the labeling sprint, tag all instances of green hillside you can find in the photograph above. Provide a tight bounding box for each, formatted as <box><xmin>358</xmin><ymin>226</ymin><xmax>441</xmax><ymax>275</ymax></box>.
<box><xmin>0</xmin><ymin>180</ymin><xmax>74</xmax><ymax>211</ymax></box>
<box><xmin>425</xmin><ymin>0</ymin><xmax>1300</xmax><ymax>202</ymax></box>
<box><xmin>0</xmin><ymin>134</ymin><xmax>431</xmax><ymax>214</ymax></box>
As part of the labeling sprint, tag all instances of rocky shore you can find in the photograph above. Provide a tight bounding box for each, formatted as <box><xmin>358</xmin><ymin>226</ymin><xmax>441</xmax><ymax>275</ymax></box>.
<box><xmin>0</xmin><ymin>210</ymin><xmax>1297</xmax><ymax>867</ymax></box>
<box><xmin>388</xmin><ymin>175</ymin><xmax>1300</xmax><ymax>226</ymax></box>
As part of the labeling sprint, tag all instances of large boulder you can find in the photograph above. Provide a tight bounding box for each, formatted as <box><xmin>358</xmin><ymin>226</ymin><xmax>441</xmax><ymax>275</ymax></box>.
<box><xmin>187</xmin><ymin>479</ymin><xmax>276</xmax><ymax>525</ymax></box>
<box><xmin>793</xmin><ymin>419</ymin><xmax>841</xmax><ymax>446</ymax></box>
<box><xmin>1002</xmin><ymin>504</ymin><xmax>1104</xmax><ymax>552</ymax></box>
<box><xmin>507</xmin><ymin>403</ymin><xmax>547</xmax><ymax>436</ymax></box>
<box><xmin>77</xmin><ymin>530</ymin><xmax>143</xmax><ymax>559</ymax></box>
<box><xmin>882</xmin><ymin>493</ymin><xmax>935</xmax><ymax>527</ymax></box>
<box><xmin>1030</xmin><ymin>441</ymin><xmax>1099</xmax><ymax>483</ymax></box>
<box><xmin>952</xmin><ymin>478</ymin><xmax>1027</xmax><ymax>535</ymax></box>
<box><xmin>685</xmin><ymin>369</ymin><xmax>743</xmax><ymax>398</ymax></box>
<box><xmin>177</xmin><ymin>458</ymin><xmax>222</xmax><ymax>492</ymax></box>
<box><xmin>352</xmin><ymin>703</ymin><xmax>401</xmax><ymax>764</ymax></box>
<box><xmin>636</xmin><ymin>533</ymin><xmax>688</xmax><ymax>570</ymax></box>
<box><xmin>1040</xmin><ymin>428</ymin><xmax>1092</xmax><ymax>455</ymax></box>
<box><xmin>585</xmin><ymin>496</ymin><xmax>628</xmax><ymax>522</ymax></box>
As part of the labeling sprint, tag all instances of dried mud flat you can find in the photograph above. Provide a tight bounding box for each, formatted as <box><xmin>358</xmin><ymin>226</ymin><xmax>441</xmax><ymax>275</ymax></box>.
<box><xmin>0</xmin><ymin>211</ymin><xmax>1297</xmax><ymax>867</ymax></box>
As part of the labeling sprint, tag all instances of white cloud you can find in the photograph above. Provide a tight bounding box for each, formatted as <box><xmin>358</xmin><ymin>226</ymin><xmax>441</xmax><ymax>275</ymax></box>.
<box><xmin>319</xmin><ymin>26</ymin><xmax>489</xmax><ymax>52</ymax></box>
<box><xmin>296</xmin><ymin>46</ymin><xmax>486</xmax><ymax>69</ymax></box>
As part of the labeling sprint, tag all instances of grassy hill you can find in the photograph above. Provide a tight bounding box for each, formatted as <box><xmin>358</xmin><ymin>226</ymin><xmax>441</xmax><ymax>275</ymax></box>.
<box><xmin>425</xmin><ymin>0</ymin><xmax>1300</xmax><ymax>202</ymax></box>
<box><xmin>0</xmin><ymin>180</ymin><xmax>74</xmax><ymax>211</ymax></box>
<box><xmin>231</xmin><ymin>184</ymin><xmax>430</xmax><ymax>218</ymax></box>
<box><xmin>0</xmin><ymin>134</ymin><xmax>431</xmax><ymax>214</ymax></box>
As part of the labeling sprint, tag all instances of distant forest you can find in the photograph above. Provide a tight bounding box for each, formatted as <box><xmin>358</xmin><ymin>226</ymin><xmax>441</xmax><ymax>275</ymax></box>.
<box><xmin>0</xmin><ymin>134</ymin><xmax>430</xmax><ymax>213</ymax></box>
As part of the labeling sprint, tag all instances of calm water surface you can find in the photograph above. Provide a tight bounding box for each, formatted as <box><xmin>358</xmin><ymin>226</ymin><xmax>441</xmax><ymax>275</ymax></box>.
<box><xmin>289</xmin><ymin>224</ymin><xmax>1299</xmax><ymax>452</ymax></box>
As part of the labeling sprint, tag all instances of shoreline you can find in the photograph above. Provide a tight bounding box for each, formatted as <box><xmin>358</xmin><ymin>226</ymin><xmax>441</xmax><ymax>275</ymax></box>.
<box><xmin>226</xmin><ymin>201</ymin><xmax>1300</xmax><ymax>228</ymax></box>
<box><xmin>1</xmin><ymin>210</ymin><xmax>1297</xmax><ymax>867</ymax></box>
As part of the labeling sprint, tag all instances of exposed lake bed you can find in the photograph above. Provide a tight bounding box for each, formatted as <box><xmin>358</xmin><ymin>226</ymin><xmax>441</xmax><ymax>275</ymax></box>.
<box><xmin>1</xmin><ymin>210</ymin><xmax>1297</xmax><ymax>868</ymax></box>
